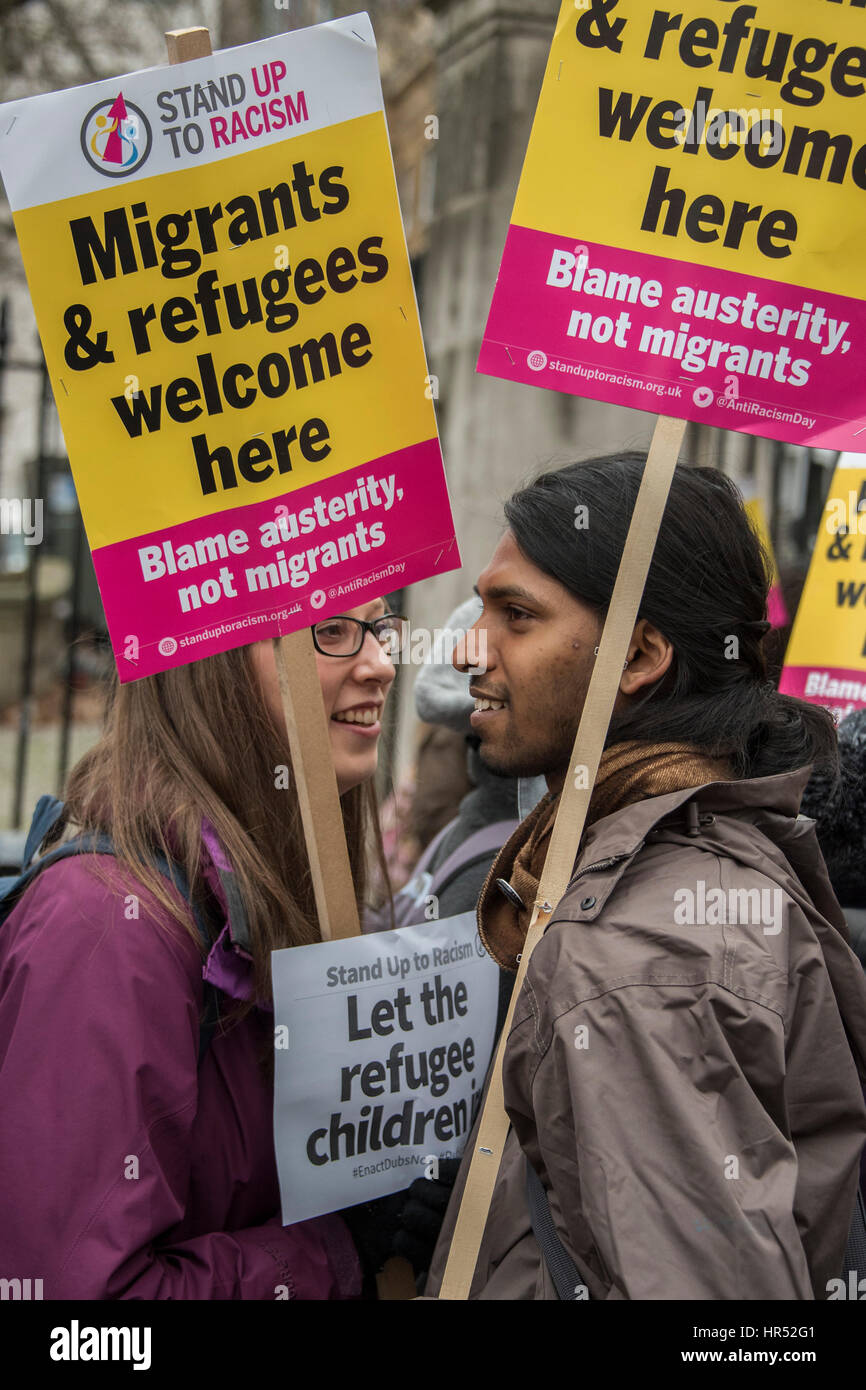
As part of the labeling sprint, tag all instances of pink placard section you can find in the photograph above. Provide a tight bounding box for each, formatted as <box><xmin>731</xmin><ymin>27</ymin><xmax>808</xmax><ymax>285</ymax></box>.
<box><xmin>768</xmin><ymin>584</ymin><xmax>788</xmax><ymax>631</ymax></box>
<box><xmin>779</xmin><ymin>665</ymin><xmax>866</xmax><ymax>721</ymax></box>
<box><xmin>93</xmin><ymin>437</ymin><xmax>460</xmax><ymax>682</ymax></box>
<box><xmin>478</xmin><ymin>226</ymin><xmax>866</xmax><ymax>450</ymax></box>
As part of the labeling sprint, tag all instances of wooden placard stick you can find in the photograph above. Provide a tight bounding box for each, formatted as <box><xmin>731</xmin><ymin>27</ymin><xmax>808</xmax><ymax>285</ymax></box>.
<box><xmin>164</xmin><ymin>25</ymin><xmax>416</xmax><ymax>1299</ymax></box>
<box><xmin>165</xmin><ymin>26</ymin><xmax>213</xmax><ymax>64</ymax></box>
<box><xmin>437</xmin><ymin>413</ymin><xmax>687</xmax><ymax>1300</ymax></box>
<box><xmin>272</xmin><ymin>628</ymin><xmax>360</xmax><ymax>941</ymax></box>
<box><xmin>164</xmin><ymin>26</ymin><xmax>360</xmax><ymax>942</ymax></box>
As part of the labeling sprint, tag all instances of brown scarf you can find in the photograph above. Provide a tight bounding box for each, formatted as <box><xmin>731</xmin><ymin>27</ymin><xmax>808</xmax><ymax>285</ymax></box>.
<box><xmin>479</xmin><ymin>740</ymin><xmax>733</xmax><ymax>969</ymax></box>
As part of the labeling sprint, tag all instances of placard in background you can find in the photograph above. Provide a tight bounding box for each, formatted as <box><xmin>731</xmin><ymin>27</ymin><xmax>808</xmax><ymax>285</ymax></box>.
<box><xmin>781</xmin><ymin>453</ymin><xmax>866</xmax><ymax>720</ymax></box>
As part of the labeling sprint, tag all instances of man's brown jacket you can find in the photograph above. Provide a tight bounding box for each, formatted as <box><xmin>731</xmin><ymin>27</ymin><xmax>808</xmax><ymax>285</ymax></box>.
<box><xmin>426</xmin><ymin>769</ymin><xmax>866</xmax><ymax>1300</ymax></box>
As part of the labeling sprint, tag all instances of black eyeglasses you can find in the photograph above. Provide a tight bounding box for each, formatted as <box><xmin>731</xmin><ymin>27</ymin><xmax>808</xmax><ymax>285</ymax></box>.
<box><xmin>311</xmin><ymin>613</ymin><xmax>408</xmax><ymax>658</ymax></box>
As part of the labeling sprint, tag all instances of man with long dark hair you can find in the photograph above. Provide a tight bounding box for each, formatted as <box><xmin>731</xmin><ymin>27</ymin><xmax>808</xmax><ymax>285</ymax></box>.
<box><xmin>425</xmin><ymin>454</ymin><xmax>866</xmax><ymax>1300</ymax></box>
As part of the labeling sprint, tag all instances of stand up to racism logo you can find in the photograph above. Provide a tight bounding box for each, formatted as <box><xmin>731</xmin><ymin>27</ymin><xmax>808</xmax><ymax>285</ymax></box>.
<box><xmin>80</xmin><ymin>92</ymin><xmax>152</xmax><ymax>177</ymax></box>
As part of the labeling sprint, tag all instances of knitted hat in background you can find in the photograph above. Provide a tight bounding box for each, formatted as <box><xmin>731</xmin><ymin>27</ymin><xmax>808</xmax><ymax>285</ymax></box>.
<box><xmin>412</xmin><ymin>594</ymin><xmax>547</xmax><ymax>816</ymax></box>
<box><xmin>413</xmin><ymin>595</ymin><xmax>482</xmax><ymax>735</ymax></box>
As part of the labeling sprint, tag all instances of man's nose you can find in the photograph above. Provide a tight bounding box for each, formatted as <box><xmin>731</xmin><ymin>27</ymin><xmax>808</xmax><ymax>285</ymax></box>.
<box><xmin>453</xmin><ymin>619</ymin><xmax>489</xmax><ymax>674</ymax></box>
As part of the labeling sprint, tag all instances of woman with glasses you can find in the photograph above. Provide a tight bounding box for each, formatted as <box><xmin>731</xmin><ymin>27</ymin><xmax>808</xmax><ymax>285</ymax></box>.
<box><xmin>253</xmin><ymin>608</ymin><xmax>407</xmax><ymax>797</ymax></box>
<box><xmin>0</xmin><ymin>598</ymin><xmax>407</xmax><ymax>1299</ymax></box>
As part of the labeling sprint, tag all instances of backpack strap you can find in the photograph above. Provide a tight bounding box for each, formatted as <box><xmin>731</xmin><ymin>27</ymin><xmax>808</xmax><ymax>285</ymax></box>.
<box><xmin>148</xmin><ymin>845</ymin><xmax>221</xmax><ymax>1061</ymax></box>
<box><xmin>22</xmin><ymin>794</ymin><xmax>65</xmax><ymax>868</ymax></box>
<box><xmin>383</xmin><ymin>818</ymin><xmax>520</xmax><ymax>932</ymax></box>
<box><xmin>412</xmin><ymin>820</ymin><xmax>459</xmax><ymax>882</ymax></box>
<box><xmin>428</xmin><ymin>820</ymin><xmax>519</xmax><ymax>901</ymax></box>
<box><xmin>7</xmin><ymin>805</ymin><xmax>221</xmax><ymax>1062</ymax></box>
<box><xmin>212</xmin><ymin>861</ymin><xmax>251</xmax><ymax>951</ymax></box>
<box><xmin>381</xmin><ymin>820</ymin><xmax>464</xmax><ymax>930</ymax></box>
<box><xmin>525</xmin><ymin>1156</ymin><xmax>587</xmax><ymax>1301</ymax></box>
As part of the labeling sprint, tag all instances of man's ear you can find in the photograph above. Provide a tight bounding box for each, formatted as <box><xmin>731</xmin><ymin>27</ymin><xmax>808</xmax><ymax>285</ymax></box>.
<box><xmin>619</xmin><ymin>619</ymin><xmax>673</xmax><ymax>697</ymax></box>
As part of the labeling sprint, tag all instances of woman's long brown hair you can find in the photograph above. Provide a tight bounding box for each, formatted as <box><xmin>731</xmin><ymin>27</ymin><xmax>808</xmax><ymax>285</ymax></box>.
<box><xmin>62</xmin><ymin>642</ymin><xmax>388</xmax><ymax>1011</ymax></box>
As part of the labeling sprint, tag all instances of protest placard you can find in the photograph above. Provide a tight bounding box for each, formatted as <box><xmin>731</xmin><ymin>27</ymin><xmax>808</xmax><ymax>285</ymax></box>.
<box><xmin>270</xmin><ymin>913</ymin><xmax>499</xmax><ymax>1223</ymax></box>
<box><xmin>780</xmin><ymin>452</ymin><xmax>866</xmax><ymax>720</ymax></box>
<box><xmin>0</xmin><ymin>14</ymin><xmax>458</xmax><ymax>680</ymax></box>
<box><xmin>477</xmin><ymin>0</ymin><xmax>865</xmax><ymax>448</ymax></box>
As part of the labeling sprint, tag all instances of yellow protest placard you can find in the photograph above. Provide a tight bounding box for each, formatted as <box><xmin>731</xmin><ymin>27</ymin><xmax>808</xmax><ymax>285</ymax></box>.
<box><xmin>0</xmin><ymin>16</ymin><xmax>458</xmax><ymax>679</ymax></box>
<box><xmin>478</xmin><ymin>0</ymin><xmax>866</xmax><ymax>447</ymax></box>
<box><xmin>781</xmin><ymin>454</ymin><xmax>866</xmax><ymax>719</ymax></box>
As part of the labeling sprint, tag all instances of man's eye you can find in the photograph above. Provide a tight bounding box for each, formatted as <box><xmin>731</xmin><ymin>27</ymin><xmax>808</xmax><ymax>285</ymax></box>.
<box><xmin>506</xmin><ymin>605</ymin><xmax>532</xmax><ymax>622</ymax></box>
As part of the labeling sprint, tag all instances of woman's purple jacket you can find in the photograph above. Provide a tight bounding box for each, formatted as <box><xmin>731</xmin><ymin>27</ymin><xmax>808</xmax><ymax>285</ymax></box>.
<box><xmin>0</xmin><ymin>824</ymin><xmax>361</xmax><ymax>1300</ymax></box>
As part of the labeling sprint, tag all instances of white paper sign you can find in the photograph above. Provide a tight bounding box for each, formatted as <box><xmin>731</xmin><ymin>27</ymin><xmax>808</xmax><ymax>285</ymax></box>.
<box><xmin>271</xmin><ymin>912</ymin><xmax>499</xmax><ymax>1225</ymax></box>
<box><xmin>0</xmin><ymin>17</ymin><xmax>383</xmax><ymax>209</ymax></box>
